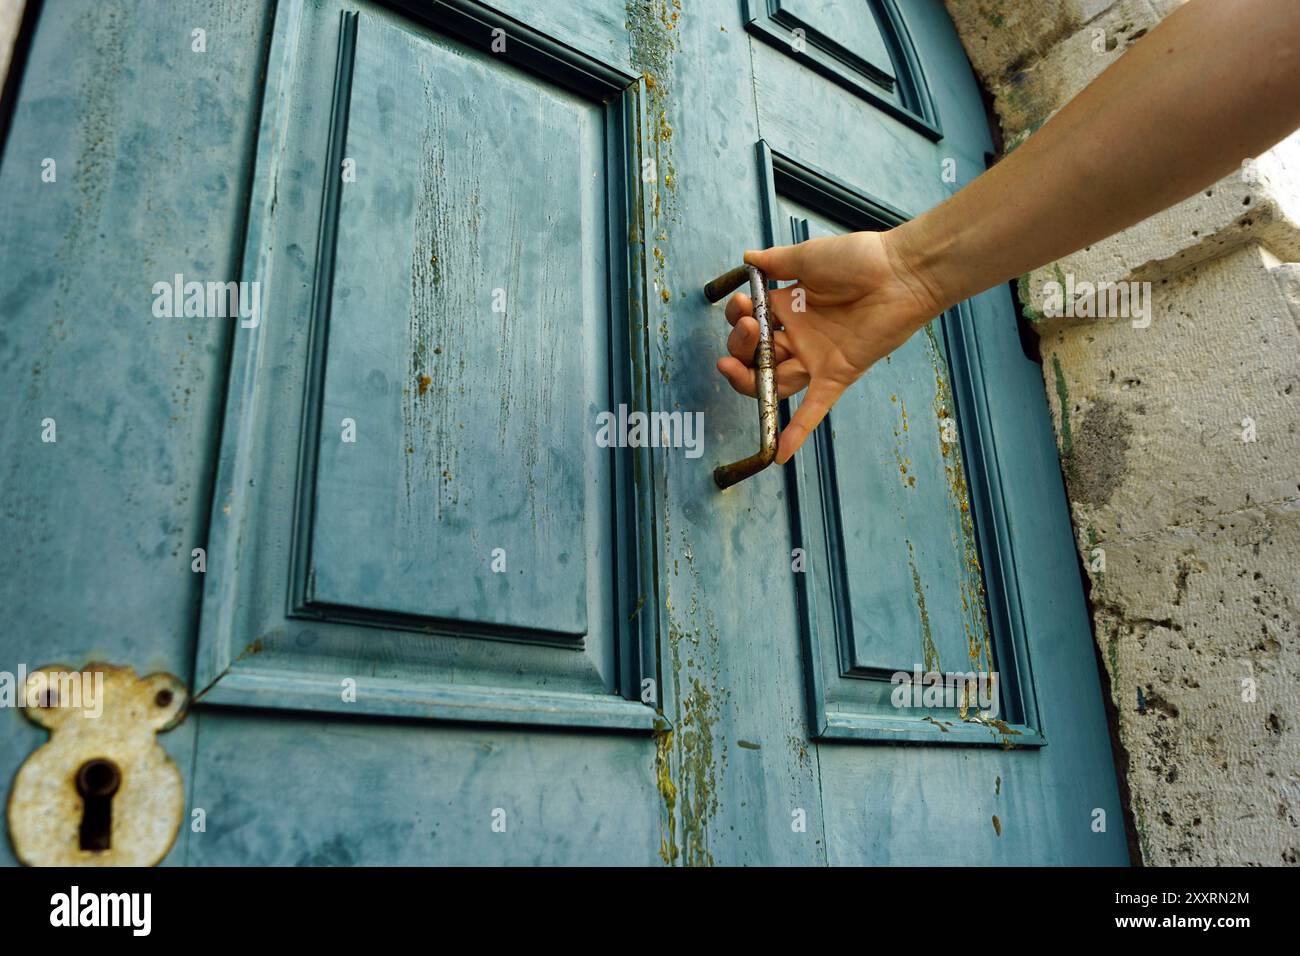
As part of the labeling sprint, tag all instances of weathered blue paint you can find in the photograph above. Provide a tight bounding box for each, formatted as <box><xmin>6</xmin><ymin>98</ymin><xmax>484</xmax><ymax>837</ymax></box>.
<box><xmin>190</xmin><ymin>0</ymin><xmax>655</xmax><ymax>734</ymax></box>
<box><xmin>0</xmin><ymin>0</ymin><xmax>1128</xmax><ymax>866</ymax></box>
<box><xmin>0</xmin><ymin>0</ymin><xmax>275</xmax><ymax>867</ymax></box>
<box><xmin>310</xmin><ymin>11</ymin><xmax>604</xmax><ymax>638</ymax></box>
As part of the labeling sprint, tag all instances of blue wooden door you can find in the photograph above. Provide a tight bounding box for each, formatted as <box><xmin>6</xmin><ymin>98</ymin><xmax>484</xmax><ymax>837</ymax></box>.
<box><xmin>0</xmin><ymin>0</ymin><xmax>1127</xmax><ymax>865</ymax></box>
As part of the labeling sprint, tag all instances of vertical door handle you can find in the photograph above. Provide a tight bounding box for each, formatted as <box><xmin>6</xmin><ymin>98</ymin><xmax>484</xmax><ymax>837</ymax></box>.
<box><xmin>703</xmin><ymin>265</ymin><xmax>777</xmax><ymax>489</ymax></box>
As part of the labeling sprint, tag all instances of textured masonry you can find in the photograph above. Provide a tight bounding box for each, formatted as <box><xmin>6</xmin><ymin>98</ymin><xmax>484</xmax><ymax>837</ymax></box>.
<box><xmin>945</xmin><ymin>0</ymin><xmax>1299</xmax><ymax>864</ymax></box>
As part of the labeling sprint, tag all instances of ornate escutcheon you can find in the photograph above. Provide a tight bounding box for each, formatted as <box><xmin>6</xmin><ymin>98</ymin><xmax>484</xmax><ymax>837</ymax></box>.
<box><xmin>7</xmin><ymin>663</ymin><xmax>188</xmax><ymax>866</ymax></box>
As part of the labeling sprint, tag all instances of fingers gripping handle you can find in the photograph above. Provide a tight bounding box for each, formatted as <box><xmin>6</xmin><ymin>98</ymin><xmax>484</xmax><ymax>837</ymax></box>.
<box><xmin>704</xmin><ymin>264</ymin><xmax>778</xmax><ymax>489</ymax></box>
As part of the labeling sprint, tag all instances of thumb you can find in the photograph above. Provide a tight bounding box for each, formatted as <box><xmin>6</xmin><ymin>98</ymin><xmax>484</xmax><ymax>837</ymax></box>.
<box><xmin>744</xmin><ymin>243</ymin><xmax>802</xmax><ymax>281</ymax></box>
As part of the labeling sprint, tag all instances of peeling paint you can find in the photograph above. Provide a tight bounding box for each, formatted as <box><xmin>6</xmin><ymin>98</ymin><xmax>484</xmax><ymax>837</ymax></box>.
<box><xmin>924</xmin><ymin>325</ymin><xmax>993</xmax><ymax>679</ymax></box>
<box><xmin>1051</xmin><ymin>352</ymin><xmax>1074</xmax><ymax>479</ymax></box>
<box><xmin>654</xmin><ymin>726</ymin><xmax>678</xmax><ymax>864</ymax></box>
<box><xmin>655</xmin><ymin>522</ymin><xmax>729</xmax><ymax>866</ymax></box>
<box><xmin>629</xmin><ymin>2</ymin><xmax>724</xmax><ymax>867</ymax></box>
<box><xmin>965</xmin><ymin>712</ymin><xmax>1024</xmax><ymax>748</ymax></box>
<box><xmin>627</xmin><ymin>0</ymin><xmax>681</xmax><ymax>381</ymax></box>
<box><xmin>890</xmin><ymin>394</ymin><xmax>916</xmax><ymax>488</ymax></box>
<box><xmin>907</xmin><ymin>540</ymin><xmax>940</xmax><ymax>673</ymax></box>
<box><xmin>406</xmin><ymin>92</ymin><xmax>479</xmax><ymax>518</ymax></box>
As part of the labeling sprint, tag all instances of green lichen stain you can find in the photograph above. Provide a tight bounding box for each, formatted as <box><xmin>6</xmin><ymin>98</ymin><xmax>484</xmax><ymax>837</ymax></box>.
<box><xmin>1051</xmin><ymin>353</ymin><xmax>1076</xmax><ymax>480</ymax></box>
<box><xmin>923</xmin><ymin>324</ymin><xmax>993</xmax><ymax>678</ymax></box>
<box><xmin>678</xmin><ymin>675</ymin><xmax>719</xmax><ymax>866</ymax></box>
<box><xmin>654</xmin><ymin>726</ymin><xmax>678</xmax><ymax>864</ymax></box>
<box><xmin>1016</xmin><ymin>273</ymin><xmax>1042</xmax><ymax>323</ymax></box>
<box><xmin>627</xmin><ymin>0</ymin><xmax>681</xmax><ymax>348</ymax></box>
<box><xmin>907</xmin><ymin>540</ymin><xmax>940</xmax><ymax>673</ymax></box>
<box><xmin>978</xmin><ymin>2</ymin><xmax>1005</xmax><ymax>28</ymax></box>
<box><xmin>1086</xmin><ymin>523</ymin><xmax>1105</xmax><ymax>593</ymax></box>
<box><xmin>655</xmin><ymin>524</ymin><xmax>727</xmax><ymax>867</ymax></box>
<box><xmin>1134</xmin><ymin>800</ymin><xmax>1153</xmax><ymax>862</ymax></box>
<box><xmin>1003</xmin><ymin>117</ymin><xmax>1045</xmax><ymax>156</ymax></box>
<box><xmin>1052</xmin><ymin>262</ymin><xmax>1068</xmax><ymax>293</ymax></box>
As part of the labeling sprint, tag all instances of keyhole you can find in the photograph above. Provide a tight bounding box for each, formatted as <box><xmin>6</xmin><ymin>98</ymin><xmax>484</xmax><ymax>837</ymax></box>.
<box><xmin>76</xmin><ymin>758</ymin><xmax>121</xmax><ymax>851</ymax></box>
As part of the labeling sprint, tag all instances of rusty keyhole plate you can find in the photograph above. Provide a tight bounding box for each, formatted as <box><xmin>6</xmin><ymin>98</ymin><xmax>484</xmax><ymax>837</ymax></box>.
<box><xmin>7</xmin><ymin>664</ymin><xmax>188</xmax><ymax>867</ymax></box>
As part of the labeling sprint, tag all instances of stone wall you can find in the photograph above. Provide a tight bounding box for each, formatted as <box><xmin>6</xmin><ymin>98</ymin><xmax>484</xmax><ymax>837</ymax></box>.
<box><xmin>945</xmin><ymin>0</ymin><xmax>1299</xmax><ymax>864</ymax></box>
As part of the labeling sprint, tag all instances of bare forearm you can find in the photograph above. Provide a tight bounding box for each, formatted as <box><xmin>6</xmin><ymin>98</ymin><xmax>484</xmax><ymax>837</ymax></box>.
<box><xmin>727</xmin><ymin>0</ymin><xmax>1300</xmax><ymax>462</ymax></box>
<box><xmin>891</xmin><ymin>0</ymin><xmax>1300</xmax><ymax>313</ymax></box>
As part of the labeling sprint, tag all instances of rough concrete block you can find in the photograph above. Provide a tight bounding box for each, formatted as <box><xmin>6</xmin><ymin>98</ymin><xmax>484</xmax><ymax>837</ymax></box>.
<box><xmin>1272</xmin><ymin>261</ymin><xmax>1300</xmax><ymax>334</ymax></box>
<box><xmin>1039</xmin><ymin>242</ymin><xmax>1300</xmax><ymax>540</ymax></box>
<box><xmin>1019</xmin><ymin>134</ymin><xmax>1300</xmax><ymax>316</ymax></box>
<box><xmin>992</xmin><ymin>0</ymin><xmax>1166</xmax><ymax>142</ymax></box>
<box><xmin>943</xmin><ymin>0</ymin><xmax>1119</xmax><ymax>87</ymax></box>
<box><xmin>1088</xmin><ymin>499</ymin><xmax>1299</xmax><ymax>865</ymax></box>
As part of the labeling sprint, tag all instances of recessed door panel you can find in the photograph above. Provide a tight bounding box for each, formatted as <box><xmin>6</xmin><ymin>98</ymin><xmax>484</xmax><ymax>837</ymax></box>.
<box><xmin>191</xmin><ymin>0</ymin><xmax>654</xmax><ymax>731</ymax></box>
<box><xmin>784</xmin><ymin>204</ymin><xmax>990</xmax><ymax>680</ymax></box>
<box><xmin>745</xmin><ymin>0</ymin><xmax>940</xmax><ymax>137</ymax></box>
<box><xmin>775</xmin><ymin>0</ymin><xmax>896</xmax><ymax>82</ymax></box>
<box><xmin>761</xmin><ymin>148</ymin><xmax>1043</xmax><ymax>745</ymax></box>
<box><xmin>307</xmin><ymin>11</ymin><xmax>607</xmax><ymax>641</ymax></box>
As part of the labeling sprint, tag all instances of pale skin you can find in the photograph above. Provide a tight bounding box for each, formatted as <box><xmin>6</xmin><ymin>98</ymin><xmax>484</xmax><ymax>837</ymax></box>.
<box><xmin>719</xmin><ymin>0</ymin><xmax>1300</xmax><ymax>464</ymax></box>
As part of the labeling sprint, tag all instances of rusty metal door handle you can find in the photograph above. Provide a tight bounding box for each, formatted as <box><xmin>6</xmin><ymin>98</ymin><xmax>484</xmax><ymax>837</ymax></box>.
<box><xmin>703</xmin><ymin>265</ymin><xmax>777</xmax><ymax>489</ymax></box>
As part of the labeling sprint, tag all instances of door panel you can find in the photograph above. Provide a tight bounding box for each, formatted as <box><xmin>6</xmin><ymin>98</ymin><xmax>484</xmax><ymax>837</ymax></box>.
<box><xmin>789</xmin><ymin>202</ymin><xmax>989</xmax><ymax>676</ymax></box>
<box><xmin>192</xmin><ymin>0</ymin><xmax>653</xmax><ymax>731</ymax></box>
<box><xmin>185</xmin><ymin>711</ymin><xmax>661</xmax><ymax>866</ymax></box>
<box><xmin>751</xmin><ymin>151</ymin><xmax>1043</xmax><ymax>747</ymax></box>
<box><xmin>310</xmin><ymin>10</ymin><xmax>605</xmax><ymax>642</ymax></box>
<box><xmin>770</xmin><ymin>0</ymin><xmax>896</xmax><ymax>83</ymax></box>
<box><xmin>781</xmin><ymin>198</ymin><xmax>1003</xmax><ymax>739</ymax></box>
<box><xmin>745</xmin><ymin>0</ymin><xmax>939</xmax><ymax>135</ymax></box>
<box><xmin>738</xmin><ymin>0</ymin><xmax>1126</xmax><ymax>863</ymax></box>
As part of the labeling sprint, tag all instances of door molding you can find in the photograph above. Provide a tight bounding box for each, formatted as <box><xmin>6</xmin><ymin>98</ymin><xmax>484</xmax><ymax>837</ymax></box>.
<box><xmin>743</xmin><ymin>0</ymin><xmax>942</xmax><ymax>139</ymax></box>
<box><xmin>756</xmin><ymin>142</ymin><xmax>1045</xmax><ymax>746</ymax></box>
<box><xmin>193</xmin><ymin>0</ymin><xmax>663</xmax><ymax>733</ymax></box>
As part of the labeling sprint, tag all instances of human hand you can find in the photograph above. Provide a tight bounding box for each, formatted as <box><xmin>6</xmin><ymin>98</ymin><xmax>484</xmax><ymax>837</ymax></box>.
<box><xmin>716</xmin><ymin>230</ymin><xmax>942</xmax><ymax>464</ymax></box>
